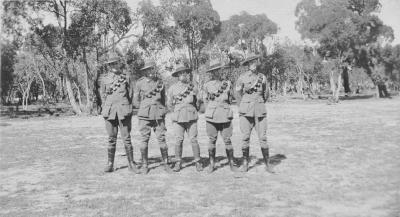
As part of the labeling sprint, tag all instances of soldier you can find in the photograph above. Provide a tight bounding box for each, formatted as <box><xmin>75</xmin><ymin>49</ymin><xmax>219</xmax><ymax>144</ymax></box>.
<box><xmin>100</xmin><ymin>56</ymin><xmax>140</xmax><ymax>173</ymax></box>
<box><xmin>235</xmin><ymin>54</ymin><xmax>274</xmax><ymax>173</ymax></box>
<box><xmin>203</xmin><ymin>60</ymin><xmax>237</xmax><ymax>173</ymax></box>
<box><xmin>167</xmin><ymin>64</ymin><xmax>203</xmax><ymax>172</ymax></box>
<box><xmin>133</xmin><ymin>60</ymin><xmax>172</xmax><ymax>174</ymax></box>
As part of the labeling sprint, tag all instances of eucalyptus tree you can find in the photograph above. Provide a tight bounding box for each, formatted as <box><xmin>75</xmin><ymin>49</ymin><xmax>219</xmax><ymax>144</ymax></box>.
<box><xmin>295</xmin><ymin>0</ymin><xmax>394</xmax><ymax>101</ymax></box>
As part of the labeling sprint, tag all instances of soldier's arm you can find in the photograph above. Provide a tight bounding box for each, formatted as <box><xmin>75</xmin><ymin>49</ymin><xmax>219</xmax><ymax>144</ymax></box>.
<box><xmin>160</xmin><ymin>86</ymin><xmax>166</xmax><ymax>106</ymax></box>
<box><xmin>262</xmin><ymin>75</ymin><xmax>269</xmax><ymax>102</ymax></box>
<box><xmin>128</xmin><ymin>74</ymin><xmax>135</xmax><ymax>105</ymax></box>
<box><xmin>202</xmin><ymin>83</ymin><xmax>209</xmax><ymax>105</ymax></box>
<box><xmin>193</xmin><ymin>85</ymin><xmax>203</xmax><ymax>111</ymax></box>
<box><xmin>132</xmin><ymin>79</ymin><xmax>140</xmax><ymax>109</ymax></box>
<box><xmin>166</xmin><ymin>86</ymin><xmax>174</xmax><ymax>112</ymax></box>
<box><xmin>228</xmin><ymin>81</ymin><xmax>234</xmax><ymax>104</ymax></box>
<box><xmin>235</xmin><ymin>76</ymin><xmax>244</xmax><ymax>104</ymax></box>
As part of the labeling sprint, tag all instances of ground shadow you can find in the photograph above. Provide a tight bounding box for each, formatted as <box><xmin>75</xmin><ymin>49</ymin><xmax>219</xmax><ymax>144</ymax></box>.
<box><xmin>248</xmin><ymin>154</ymin><xmax>287</xmax><ymax>171</ymax></box>
<box><xmin>340</xmin><ymin>94</ymin><xmax>376</xmax><ymax>100</ymax></box>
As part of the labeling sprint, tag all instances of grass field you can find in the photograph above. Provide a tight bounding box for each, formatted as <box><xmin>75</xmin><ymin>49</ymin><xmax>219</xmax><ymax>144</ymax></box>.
<box><xmin>1</xmin><ymin>97</ymin><xmax>399</xmax><ymax>217</ymax></box>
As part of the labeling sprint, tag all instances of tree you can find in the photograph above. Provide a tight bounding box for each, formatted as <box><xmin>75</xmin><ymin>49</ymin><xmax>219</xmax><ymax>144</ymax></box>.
<box><xmin>295</xmin><ymin>0</ymin><xmax>394</xmax><ymax>101</ymax></box>
<box><xmin>160</xmin><ymin>0</ymin><xmax>221</xmax><ymax>72</ymax></box>
<box><xmin>215</xmin><ymin>11</ymin><xmax>278</xmax><ymax>54</ymax></box>
<box><xmin>1</xmin><ymin>41</ymin><xmax>18</xmax><ymax>104</ymax></box>
<box><xmin>2</xmin><ymin>0</ymin><xmax>135</xmax><ymax>113</ymax></box>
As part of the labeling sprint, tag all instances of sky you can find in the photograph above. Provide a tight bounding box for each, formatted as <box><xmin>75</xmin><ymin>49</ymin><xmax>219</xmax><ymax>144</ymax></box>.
<box><xmin>127</xmin><ymin>0</ymin><xmax>400</xmax><ymax>45</ymax></box>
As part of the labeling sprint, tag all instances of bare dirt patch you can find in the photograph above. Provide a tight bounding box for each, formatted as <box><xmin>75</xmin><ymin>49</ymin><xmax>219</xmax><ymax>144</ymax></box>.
<box><xmin>1</xmin><ymin>98</ymin><xmax>399</xmax><ymax>217</ymax></box>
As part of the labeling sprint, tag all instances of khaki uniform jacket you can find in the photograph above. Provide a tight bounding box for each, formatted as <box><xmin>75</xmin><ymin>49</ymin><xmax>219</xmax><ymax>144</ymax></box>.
<box><xmin>203</xmin><ymin>80</ymin><xmax>233</xmax><ymax>123</ymax></box>
<box><xmin>167</xmin><ymin>81</ymin><xmax>199</xmax><ymax>123</ymax></box>
<box><xmin>100</xmin><ymin>72</ymin><xmax>134</xmax><ymax>120</ymax></box>
<box><xmin>235</xmin><ymin>71</ymin><xmax>268</xmax><ymax>117</ymax></box>
<box><xmin>133</xmin><ymin>77</ymin><xmax>167</xmax><ymax>120</ymax></box>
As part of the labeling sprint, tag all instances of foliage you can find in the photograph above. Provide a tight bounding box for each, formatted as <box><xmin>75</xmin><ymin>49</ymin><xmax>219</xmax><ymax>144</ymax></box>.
<box><xmin>215</xmin><ymin>11</ymin><xmax>278</xmax><ymax>53</ymax></box>
<box><xmin>160</xmin><ymin>0</ymin><xmax>221</xmax><ymax>71</ymax></box>
<box><xmin>1</xmin><ymin>41</ymin><xmax>18</xmax><ymax>103</ymax></box>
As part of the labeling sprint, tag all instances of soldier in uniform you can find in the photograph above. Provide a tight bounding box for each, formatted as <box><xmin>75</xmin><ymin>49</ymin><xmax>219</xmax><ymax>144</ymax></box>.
<box><xmin>133</xmin><ymin>61</ymin><xmax>172</xmax><ymax>174</ymax></box>
<box><xmin>203</xmin><ymin>60</ymin><xmax>237</xmax><ymax>173</ymax></box>
<box><xmin>235</xmin><ymin>54</ymin><xmax>274</xmax><ymax>173</ymax></box>
<box><xmin>167</xmin><ymin>64</ymin><xmax>203</xmax><ymax>172</ymax></box>
<box><xmin>100</xmin><ymin>56</ymin><xmax>140</xmax><ymax>173</ymax></box>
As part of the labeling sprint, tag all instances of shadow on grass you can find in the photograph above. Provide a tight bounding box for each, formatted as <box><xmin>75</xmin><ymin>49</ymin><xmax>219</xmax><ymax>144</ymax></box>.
<box><xmin>101</xmin><ymin>153</ymin><xmax>287</xmax><ymax>173</ymax></box>
<box><xmin>248</xmin><ymin>154</ymin><xmax>287</xmax><ymax>171</ymax></box>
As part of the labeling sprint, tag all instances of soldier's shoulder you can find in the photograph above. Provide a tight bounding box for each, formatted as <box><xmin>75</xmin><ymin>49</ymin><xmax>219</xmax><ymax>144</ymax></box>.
<box><xmin>258</xmin><ymin>73</ymin><xmax>267</xmax><ymax>81</ymax></box>
<box><xmin>204</xmin><ymin>80</ymin><xmax>215</xmax><ymax>87</ymax></box>
<box><xmin>136</xmin><ymin>76</ymin><xmax>147</xmax><ymax>82</ymax></box>
<box><xmin>239</xmin><ymin>71</ymin><xmax>251</xmax><ymax>78</ymax></box>
<box><xmin>167</xmin><ymin>82</ymin><xmax>178</xmax><ymax>91</ymax></box>
<box><xmin>136</xmin><ymin>76</ymin><xmax>150</xmax><ymax>84</ymax></box>
<box><xmin>99</xmin><ymin>73</ymin><xmax>112</xmax><ymax>83</ymax></box>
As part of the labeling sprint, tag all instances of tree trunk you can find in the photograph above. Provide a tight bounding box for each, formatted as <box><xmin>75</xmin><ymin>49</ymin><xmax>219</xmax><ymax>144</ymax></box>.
<box><xmin>342</xmin><ymin>66</ymin><xmax>351</xmax><ymax>95</ymax></box>
<box><xmin>83</xmin><ymin>49</ymin><xmax>92</xmax><ymax>112</ymax></box>
<box><xmin>297</xmin><ymin>65</ymin><xmax>305</xmax><ymax>100</ymax></box>
<box><xmin>333</xmin><ymin>72</ymin><xmax>342</xmax><ymax>102</ymax></box>
<box><xmin>64</xmin><ymin>73</ymin><xmax>82</xmax><ymax>115</ymax></box>
<box><xmin>283</xmin><ymin>80</ymin><xmax>287</xmax><ymax>96</ymax></box>
<box><xmin>37</xmin><ymin>73</ymin><xmax>47</xmax><ymax>100</ymax></box>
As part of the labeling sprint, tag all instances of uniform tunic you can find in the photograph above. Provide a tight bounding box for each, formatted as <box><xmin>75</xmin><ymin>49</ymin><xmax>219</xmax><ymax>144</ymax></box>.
<box><xmin>101</xmin><ymin>72</ymin><xmax>134</xmax><ymax>120</ymax></box>
<box><xmin>167</xmin><ymin>81</ymin><xmax>199</xmax><ymax>123</ymax></box>
<box><xmin>203</xmin><ymin>80</ymin><xmax>233</xmax><ymax>123</ymax></box>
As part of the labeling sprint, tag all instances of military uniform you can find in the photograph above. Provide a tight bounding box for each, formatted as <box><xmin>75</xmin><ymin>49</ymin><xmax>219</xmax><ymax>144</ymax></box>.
<box><xmin>203</xmin><ymin>61</ymin><xmax>237</xmax><ymax>173</ymax></box>
<box><xmin>167</xmin><ymin>65</ymin><xmax>202</xmax><ymax>172</ymax></box>
<box><xmin>133</xmin><ymin>69</ymin><xmax>172</xmax><ymax>174</ymax></box>
<box><xmin>236</xmin><ymin>54</ymin><xmax>273</xmax><ymax>173</ymax></box>
<box><xmin>100</xmin><ymin>57</ymin><xmax>139</xmax><ymax>173</ymax></box>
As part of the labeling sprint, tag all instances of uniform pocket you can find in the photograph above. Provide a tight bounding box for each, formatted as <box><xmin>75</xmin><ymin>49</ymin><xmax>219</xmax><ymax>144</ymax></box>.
<box><xmin>205</xmin><ymin>105</ymin><xmax>217</xmax><ymax>119</ymax></box>
<box><xmin>170</xmin><ymin>111</ymin><xmax>178</xmax><ymax>122</ymax></box>
<box><xmin>158</xmin><ymin>105</ymin><xmax>167</xmax><ymax>117</ymax></box>
<box><xmin>101</xmin><ymin>105</ymin><xmax>111</xmax><ymax>117</ymax></box>
<box><xmin>255</xmin><ymin>102</ymin><xmax>267</xmax><ymax>116</ymax></box>
<box><xmin>119</xmin><ymin>104</ymin><xmax>133</xmax><ymax>118</ymax></box>
<box><xmin>137</xmin><ymin>105</ymin><xmax>150</xmax><ymax>118</ymax></box>
<box><xmin>239</xmin><ymin>101</ymin><xmax>251</xmax><ymax>114</ymax></box>
<box><xmin>225</xmin><ymin>105</ymin><xmax>233</xmax><ymax>119</ymax></box>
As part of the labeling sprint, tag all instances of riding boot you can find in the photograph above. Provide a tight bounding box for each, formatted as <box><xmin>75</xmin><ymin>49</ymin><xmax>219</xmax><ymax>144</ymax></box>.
<box><xmin>160</xmin><ymin>148</ymin><xmax>173</xmax><ymax>173</ymax></box>
<box><xmin>173</xmin><ymin>144</ymin><xmax>182</xmax><ymax>172</ymax></box>
<box><xmin>226</xmin><ymin>149</ymin><xmax>237</xmax><ymax>172</ymax></box>
<box><xmin>125</xmin><ymin>145</ymin><xmax>140</xmax><ymax>174</ymax></box>
<box><xmin>261</xmin><ymin>147</ymin><xmax>275</xmax><ymax>173</ymax></box>
<box><xmin>104</xmin><ymin>147</ymin><xmax>115</xmax><ymax>172</ymax></box>
<box><xmin>195</xmin><ymin>160</ymin><xmax>203</xmax><ymax>172</ymax></box>
<box><xmin>239</xmin><ymin>147</ymin><xmax>249</xmax><ymax>172</ymax></box>
<box><xmin>207</xmin><ymin>148</ymin><xmax>216</xmax><ymax>173</ymax></box>
<box><xmin>140</xmin><ymin>147</ymin><xmax>149</xmax><ymax>174</ymax></box>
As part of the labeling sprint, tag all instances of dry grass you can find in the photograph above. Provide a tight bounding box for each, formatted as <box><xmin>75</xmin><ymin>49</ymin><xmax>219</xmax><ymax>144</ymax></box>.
<box><xmin>1</xmin><ymin>97</ymin><xmax>400</xmax><ymax>217</ymax></box>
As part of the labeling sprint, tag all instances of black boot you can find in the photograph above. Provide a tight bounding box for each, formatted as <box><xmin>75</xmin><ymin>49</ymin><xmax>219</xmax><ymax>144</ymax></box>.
<box><xmin>207</xmin><ymin>148</ymin><xmax>216</xmax><ymax>173</ymax></box>
<box><xmin>173</xmin><ymin>145</ymin><xmax>182</xmax><ymax>172</ymax></box>
<box><xmin>125</xmin><ymin>145</ymin><xmax>140</xmax><ymax>174</ymax></box>
<box><xmin>261</xmin><ymin>148</ymin><xmax>275</xmax><ymax>173</ymax></box>
<box><xmin>195</xmin><ymin>160</ymin><xmax>203</xmax><ymax>172</ymax></box>
<box><xmin>226</xmin><ymin>149</ymin><xmax>237</xmax><ymax>172</ymax></box>
<box><xmin>173</xmin><ymin>160</ymin><xmax>182</xmax><ymax>172</ymax></box>
<box><xmin>140</xmin><ymin>147</ymin><xmax>149</xmax><ymax>174</ymax></box>
<box><xmin>160</xmin><ymin>148</ymin><xmax>173</xmax><ymax>173</ymax></box>
<box><xmin>104</xmin><ymin>147</ymin><xmax>115</xmax><ymax>172</ymax></box>
<box><xmin>239</xmin><ymin>147</ymin><xmax>249</xmax><ymax>172</ymax></box>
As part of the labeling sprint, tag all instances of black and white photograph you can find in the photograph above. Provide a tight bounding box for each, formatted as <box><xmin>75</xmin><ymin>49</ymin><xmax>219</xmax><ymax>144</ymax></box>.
<box><xmin>0</xmin><ymin>0</ymin><xmax>399</xmax><ymax>216</ymax></box>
